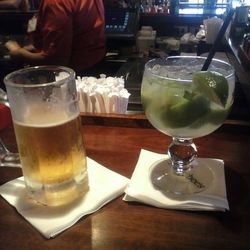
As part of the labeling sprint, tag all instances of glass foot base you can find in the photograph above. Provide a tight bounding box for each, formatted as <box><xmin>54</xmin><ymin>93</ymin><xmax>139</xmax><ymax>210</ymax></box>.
<box><xmin>149</xmin><ymin>158</ymin><xmax>214</xmax><ymax>195</ymax></box>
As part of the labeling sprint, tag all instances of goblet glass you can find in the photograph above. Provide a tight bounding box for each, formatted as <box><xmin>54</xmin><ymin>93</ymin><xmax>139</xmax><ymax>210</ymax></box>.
<box><xmin>141</xmin><ymin>56</ymin><xmax>235</xmax><ymax>195</ymax></box>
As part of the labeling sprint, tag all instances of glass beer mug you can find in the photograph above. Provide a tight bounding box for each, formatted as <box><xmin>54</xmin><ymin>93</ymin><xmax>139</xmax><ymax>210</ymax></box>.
<box><xmin>4</xmin><ymin>66</ymin><xmax>89</xmax><ymax>206</ymax></box>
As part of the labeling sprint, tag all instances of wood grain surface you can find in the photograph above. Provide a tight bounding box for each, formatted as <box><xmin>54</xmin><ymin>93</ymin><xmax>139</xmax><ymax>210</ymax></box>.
<box><xmin>0</xmin><ymin>114</ymin><xmax>249</xmax><ymax>250</ymax></box>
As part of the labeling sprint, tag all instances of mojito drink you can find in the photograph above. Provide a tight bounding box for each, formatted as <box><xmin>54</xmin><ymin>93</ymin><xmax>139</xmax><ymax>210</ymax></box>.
<box><xmin>141</xmin><ymin>57</ymin><xmax>235</xmax><ymax>139</ymax></box>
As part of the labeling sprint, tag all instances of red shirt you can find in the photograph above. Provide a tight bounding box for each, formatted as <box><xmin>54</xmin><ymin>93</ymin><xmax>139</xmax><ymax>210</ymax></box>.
<box><xmin>32</xmin><ymin>0</ymin><xmax>105</xmax><ymax>71</ymax></box>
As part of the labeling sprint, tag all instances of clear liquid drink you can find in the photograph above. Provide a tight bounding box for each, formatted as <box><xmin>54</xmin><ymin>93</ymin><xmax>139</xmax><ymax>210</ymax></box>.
<box><xmin>141</xmin><ymin>56</ymin><xmax>235</xmax><ymax>194</ymax></box>
<box><xmin>141</xmin><ymin>56</ymin><xmax>235</xmax><ymax>138</ymax></box>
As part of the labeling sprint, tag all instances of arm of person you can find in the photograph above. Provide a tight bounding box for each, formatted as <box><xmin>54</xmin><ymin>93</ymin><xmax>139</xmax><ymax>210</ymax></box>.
<box><xmin>5</xmin><ymin>3</ymin><xmax>73</xmax><ymax>66</ymax></box>
<box><xmin>9</xmin><ymin>47</ymin><xmax>46</xmax><ymax>63</ymax></box>
<box><xmin>23</xmin><ymin>43</ymin><xmax>37</xmax><ymax>52</ymax></box>
<box><xmin>5</xmin><ymin>40</ymin><xmax>46</xmax><ymax>64</ymax></box>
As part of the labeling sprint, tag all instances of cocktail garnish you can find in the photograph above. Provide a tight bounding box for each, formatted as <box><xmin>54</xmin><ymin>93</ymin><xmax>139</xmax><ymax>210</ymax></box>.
<box><xmin>192</xmin><ymin>71</ymin><xmax>228</xmax><ymax>107</ymax></box>
<box><xmin>161</xmin><ymin>93</ymin><xmax>210</xmax><ymax>128</ymax></box>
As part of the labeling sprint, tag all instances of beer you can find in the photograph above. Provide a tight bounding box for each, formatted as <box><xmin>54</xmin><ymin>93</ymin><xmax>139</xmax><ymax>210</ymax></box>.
<box><xmin>4</xmin><ymin>65</ymin><xmax>88</xmax><ymax>206</ymax></box>
<box><xmin>13</xmin><ymin>110</ymin><xmax>88</xmax><ymax>206</ymax></box>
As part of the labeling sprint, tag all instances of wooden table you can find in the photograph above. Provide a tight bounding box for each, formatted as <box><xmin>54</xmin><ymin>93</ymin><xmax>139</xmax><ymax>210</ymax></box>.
<box><xmin>0</xmin><ymin>114</ymin><xmax>250</xmax><ymax>250</ymax></box>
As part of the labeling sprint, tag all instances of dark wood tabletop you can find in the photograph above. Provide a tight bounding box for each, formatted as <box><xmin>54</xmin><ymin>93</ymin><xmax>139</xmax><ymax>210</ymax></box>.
<box><xmin>0</xmin><ymin>114</ymin><xmax>250</xmax><ymax>250</ymax></box>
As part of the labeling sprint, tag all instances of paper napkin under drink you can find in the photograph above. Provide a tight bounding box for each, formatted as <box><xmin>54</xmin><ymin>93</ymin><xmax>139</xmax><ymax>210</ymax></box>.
<box><xmin>76</xmin><ymin>75</ymin><xmax>130</xmax><ymax>114</ymax></box>
<box><xmin>123</xmin><ymin>149</ymin><xmax>229</xmax><ymax>211</ymax></box>
<box><xmin>0</xmin><ymin>158</ymin><xmax>129</xmax><ymax>239</ymax></box>
<box><xmin>0</xmin><ymin>149</ymin><xmax>229</xmax><ymax>238</ymax></box>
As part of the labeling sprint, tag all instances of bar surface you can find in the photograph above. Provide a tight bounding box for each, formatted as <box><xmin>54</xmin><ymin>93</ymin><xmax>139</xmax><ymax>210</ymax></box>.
<box><xmin>0</xmin><ymin>114</ymin><xmax>250</xmax><ymax>249</ymax></box>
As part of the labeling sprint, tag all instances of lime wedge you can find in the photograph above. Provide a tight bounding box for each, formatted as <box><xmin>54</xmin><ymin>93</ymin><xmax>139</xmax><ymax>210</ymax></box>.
<box><xmin>161</xmin><ymin>94</ymin><xmax>210</xmax><ymax>128</ymax></box>
<box><xmin>190</xmin><ymin>108</ymin><xmax>229</xmax><ymax>128</ymax></box>
<box><xmin>192</xmin><ymin>71</ymin><xmax>228</xmax><ymax>107</ymax></box>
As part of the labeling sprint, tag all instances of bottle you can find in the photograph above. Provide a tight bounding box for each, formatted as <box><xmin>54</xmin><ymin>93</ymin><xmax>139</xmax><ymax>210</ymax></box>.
<box><xmin>169</xmin><ymin>0</ymin><xmax>179</xmax><ymax>15</ymax></box>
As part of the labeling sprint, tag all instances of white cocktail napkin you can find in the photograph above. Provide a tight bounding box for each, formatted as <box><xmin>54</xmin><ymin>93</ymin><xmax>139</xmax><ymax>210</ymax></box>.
<box><xmin>123</xmin><ymin>149</ymin><xmax>229</xmax><ymax>211</ymax></box>
<box><xmin>0</xmin><ymin>158</ymin><xmax>129</xmax><ymax>238</ymax></box>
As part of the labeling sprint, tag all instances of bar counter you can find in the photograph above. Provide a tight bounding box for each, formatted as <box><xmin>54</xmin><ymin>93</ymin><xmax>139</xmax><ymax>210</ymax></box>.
<box><xmin>0</xmin><ymin>113</ymin><xmax>250</xmax><ymax>249</ymax></box>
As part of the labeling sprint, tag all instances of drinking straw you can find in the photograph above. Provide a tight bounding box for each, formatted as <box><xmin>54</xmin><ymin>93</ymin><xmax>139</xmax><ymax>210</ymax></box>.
<box><xmin>201</xmin><ymin>8</ymin><xmax>235</xmax><ymax>71</ymax></box>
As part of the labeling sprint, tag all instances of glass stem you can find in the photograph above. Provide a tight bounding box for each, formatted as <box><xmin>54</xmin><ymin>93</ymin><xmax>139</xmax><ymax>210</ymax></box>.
<box><xmin>168</xmin><ymin>137</ymin><xmax>197</xmax><ymax>175</ymax></box>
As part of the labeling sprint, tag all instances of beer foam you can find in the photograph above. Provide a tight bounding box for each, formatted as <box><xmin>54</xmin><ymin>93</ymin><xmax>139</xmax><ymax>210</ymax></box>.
<box><xmin>14</xmin><ymin>104</ymin><xmax>79</xmax><ymax>128</ymax></box>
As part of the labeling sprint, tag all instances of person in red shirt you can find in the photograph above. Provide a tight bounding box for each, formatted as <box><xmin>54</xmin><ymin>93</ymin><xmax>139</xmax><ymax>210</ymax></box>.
<box><xmin>5</xmin><ymin>0</ymin><xmax>106</xmax><ymax>73</ymax></box>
